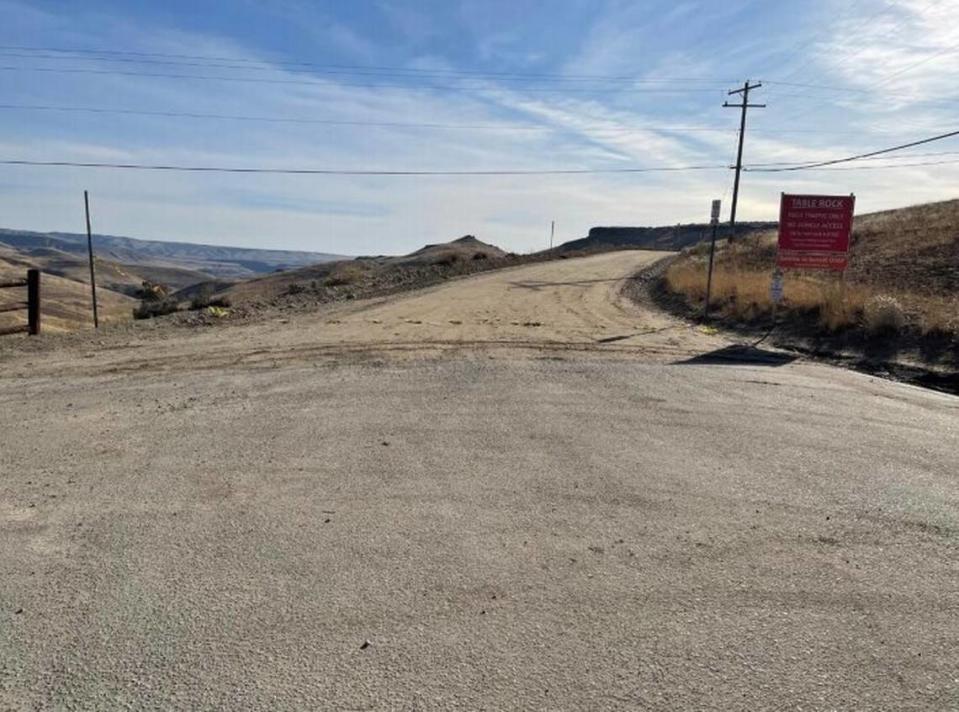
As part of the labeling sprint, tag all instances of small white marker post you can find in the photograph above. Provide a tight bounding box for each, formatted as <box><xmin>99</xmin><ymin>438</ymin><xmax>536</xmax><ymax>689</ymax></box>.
<box><xmin>770</xmin><ymin>268</ymin><xmax>784</xmax><ymax>322</ymax></box>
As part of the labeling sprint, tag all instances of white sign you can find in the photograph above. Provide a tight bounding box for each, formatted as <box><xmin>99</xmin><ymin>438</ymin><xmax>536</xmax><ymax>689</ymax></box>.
<box><xmin>770</xmin><ymin>271</ymin><xmax>784</xmax><ymax>304</ymax></box>
<box><xmin>710</xmin><ymin>200</ymin><xmax>722</xmax><ymax>224</ymax></box>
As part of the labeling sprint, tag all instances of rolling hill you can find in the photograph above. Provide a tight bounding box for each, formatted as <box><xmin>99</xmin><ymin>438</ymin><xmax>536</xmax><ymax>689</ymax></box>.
<box><xmin>0</xmin><ymin>226</ymin><xmax>349</xmax><ymax>333</ymax></box>
<box><xmin>0</xmin><ymin>250</ymin><xmax>136</xmax><ymax>334</ymax></box>
<box><xmin>0</xmin><ymin>228</ymin><xmax>346</xmax><ymax>279</ymax></box>
<box><xmin>0</xmin><ymin>243</ymin><xmax>210</xmax><ymax>297</ymax></box>
<box><xmin>180</xmin><ymin>235</ymin><xmax>509</xmax><ymax>305</ymax></box>
<box><xmin>559</xmin><ymin>221</ymin><xmax>776</xmax><ymax>253</ymax></box>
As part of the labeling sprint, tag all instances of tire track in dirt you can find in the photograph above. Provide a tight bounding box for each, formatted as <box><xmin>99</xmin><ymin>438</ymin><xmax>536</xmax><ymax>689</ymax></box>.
<box><xmin>0</xmin><ymin>251</ymin><xmax>726</xmax><ymax>377</ymax></box>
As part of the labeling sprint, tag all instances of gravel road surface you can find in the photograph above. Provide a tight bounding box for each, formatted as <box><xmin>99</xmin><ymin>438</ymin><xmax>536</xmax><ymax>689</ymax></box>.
<box><xmin>1</xmin><ymin>251</ymin><xmax>957</xmax><ymax>710</ymax></box>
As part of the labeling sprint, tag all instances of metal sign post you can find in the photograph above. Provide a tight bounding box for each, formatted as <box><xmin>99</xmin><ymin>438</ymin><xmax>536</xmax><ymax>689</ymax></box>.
<box><xmin>703</xmin><ymin>199</ymin><xmax>722</xmax><ymax>320</ymax></box>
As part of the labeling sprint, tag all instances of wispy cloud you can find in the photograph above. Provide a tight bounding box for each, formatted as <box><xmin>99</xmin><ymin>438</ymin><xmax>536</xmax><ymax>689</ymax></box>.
<box><xmin>0</xmin><ymin>0</ymin><xmax>957</xmax><ymax>254</ymax></box>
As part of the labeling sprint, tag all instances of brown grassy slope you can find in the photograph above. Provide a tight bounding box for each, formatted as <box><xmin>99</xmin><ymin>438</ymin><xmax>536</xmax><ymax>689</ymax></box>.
<box><xmin>191</xmin><ymin>235</ymin><xmax>512</xmax><ymax>306</ymax></box>
<box><xmin>0</xmin><ymin>243</ymin><xmax>211</xmax><ymax>296</ymax></box>
<box><xmin>385</xmin><ymin>235</ymin><xmax>507</xmax><ymax>266</ymax></box>
<box><xmin>0</xmin><ymin>254</ymin><xmax>136</xmax><ymax>334</ymax></box>
<box><xmin>665</xmin><ymin>198</ymin><xmax>959</xmax><ymax>336</ymax></box>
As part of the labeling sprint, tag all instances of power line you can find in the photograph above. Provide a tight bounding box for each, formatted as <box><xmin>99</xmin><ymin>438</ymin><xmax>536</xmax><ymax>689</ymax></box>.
<box><xmin>793</xmin><ymin>157</ymin><xmax>959</xmax><ymax>171</ymax></box>
<box><xmin>1</xmin><ymin>156</ymin><xmax>951</xmax><ymax>177</ymax></box>
<box><xmin>4</xmin><ymin>62</ymin><xmax>936</xmax><ymax>102</ymax></box>
<box><xmin>764</xmin><ymin>80</ymin><xmax>876</xmax><ymax>94</ymax></box>
<box><xmin>0</xmin><ymin>102</ymin><xmax>931</xmax><ymax>140</ymax></box>
<box><xmin>746</xmin><ymin>149</ymin><xmax>959</xmax><ymax>167</ymax></box>
<box><xmin>4</xmin><ymin>43</ymin><xmax>952</xmax><ymax>97</ymax></box>
<box><xmin>744</xmin><ymin>128</ymin><xmax>959</xmax><ymax>172</ymax></box>
<box><xmin>0</xmin><ymin>104</ymin><xmax>928</xmax><ymax>136</ymax></box>
<box><xmin>819</xmin><ymin>0</ymin><xmax>949</xmax><ymax>82</ymax></box>
<box><xmin>766</xmin><ymin>0</ymin><xmax>892</xmax><ymax>89</ymax></box>
<box><xmin>0</xmin><ymin>103</ymin><xmax>742</xmax><ymax>134</ymax></box>
<box><xmin>867</xmin><ymin>46</ymin><xmax>958</xmax><ymax>90</ymax></box>
<box><xmin>755</xmin><ymin>88</ymin><xmax>959</xmax><ymax>104</ymax></box>
<box><xmin>0</xmin><ymin>44</ymin><xmax>739</xmax><ymax>83</ymax></box>
<box><xmin>4</xmin><ymin>102</ymin><xmax>922</xmax><ymax>137</ymax></box>
<box><xmin>8</xmin><ymin>45</ymin><xmax>924</xmax><ymax>94</ymax></box>
<box><xmin>771</xmin><ymin>0</ymin><xmax>951</xmax><ymax>124</ymax></box>
<box><xmin>0</xmin><ymin>65</ymin><xmax>733</xmax><ymax>94</ymax></box>
<box><xmin>0</xmin><ymin>50</ymin><xmax>735</xmax><ymax>86</ymax></box>
<box><xmin>0</xmin><ymin>159</ymin><xmax>731</xmax><ymax>176</ymax></box>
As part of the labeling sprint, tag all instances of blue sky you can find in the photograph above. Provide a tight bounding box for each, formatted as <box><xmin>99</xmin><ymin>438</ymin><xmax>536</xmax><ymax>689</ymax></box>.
<box><xmin>1</xmin><ymin>0</ymin><xmax>957</xmax><ymax>254</ymax></box>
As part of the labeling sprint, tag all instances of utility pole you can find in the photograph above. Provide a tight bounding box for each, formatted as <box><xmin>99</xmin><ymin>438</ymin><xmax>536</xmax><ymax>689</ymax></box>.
<box><xmin>723</xmin><ymin>80</ymin><xmax>765</xmax><ymax>242</ymax></box>
<box><xmin>550</xmin><ymin>220</ymin><xmax>555</xmax><ymax>250</ymax></box>
<box><xmin>83</xmin><ymin>190</ymin><xmax>99</xmax><ymax>329</ymax></box>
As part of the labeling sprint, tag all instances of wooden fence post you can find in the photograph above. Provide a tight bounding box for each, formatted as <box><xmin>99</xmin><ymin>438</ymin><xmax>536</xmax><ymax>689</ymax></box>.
<box><xmin>27</xmin><ymin>269</ymin><xmax>40</xmax><ymax>335</ymax></box>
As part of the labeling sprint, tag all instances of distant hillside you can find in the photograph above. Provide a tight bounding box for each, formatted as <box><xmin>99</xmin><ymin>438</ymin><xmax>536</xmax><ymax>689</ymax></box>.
<box><xmin>0</xmin><ymin>242</ymin><xmax>210</xmax><ymax>297</ymax></box>
<box><xmin>174</xmin><ymin>235</ymin><xmax>511</xmax><ymax>306</ymax></box>
<box><xmin>0</xmin><ymin>226</ymin><xmax>348</xmax><ymax>332</ymax></box>
<box><xmin>0</xmin><ymin>228</ymin><xmax>346</xmax><ymax>279</ymax></box>
<box><xmin>559</xmin><ymin>222</ymin><xmax>777</xmax><ymax>253</ymax></box>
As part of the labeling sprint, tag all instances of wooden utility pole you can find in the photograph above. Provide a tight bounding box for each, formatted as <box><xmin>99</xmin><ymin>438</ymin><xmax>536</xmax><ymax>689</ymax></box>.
<box><xmin>550</xmin><ymin>220</ymin><xmax>555</xmax><ymax>250</ymax></box>
<box><xmin>27</xmin><ymin>269</ymin><xmax>40</xmax><ymax>335</ymax></box>
<box><xmin>83</xmin><ymin>190</ymin><xmax>99</xmax><ymax>329</ymax></box>
<box><xmin>723</xmin><ymin>81</ymin><xmax>765</xmax><ymax>242</ymax></box>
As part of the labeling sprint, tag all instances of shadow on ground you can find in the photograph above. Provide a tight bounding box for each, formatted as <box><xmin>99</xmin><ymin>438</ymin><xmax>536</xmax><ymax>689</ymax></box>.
<box><xmin>625</xmin><ymin>258</ymin><xmax>957</xmax><ymax>395</ymax></box>
<box><xmin>509</xmin><ymin>278</ymin><xmax>621</xmax><ymax>291</ymax></box>
<box><xmin>675</xmin><ymin>344</ymin><xmax>799</xmax><ymax>367</ymax></box>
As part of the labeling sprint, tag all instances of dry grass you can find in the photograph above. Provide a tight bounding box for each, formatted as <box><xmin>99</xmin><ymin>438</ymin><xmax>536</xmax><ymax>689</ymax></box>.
<box><xmin>862</xmin><ymin>295</ymin><xmax>906</xmax><ymax>334</ymax></box>
<box><xmin>0</xmin><ymin>259</ymin><xmax>135</xmax><ymax>333</ymax></box>
<box><xmin>323</xmin><ymin>262</ymin><xmax>371</xmax><ymax>287</ymax></box>
<box><xmin>918</xmin><ymin>297</ymin><xmax>959</xmax><ymax>336</ymax></box>
<box><xmin>665</xmin><ymin>199</ymin><xmax>959</xmax><ymax>339</ymax></box>
<box><xmin>666</xmin><ymin>259</ymin><xmax>897</xmax><ymax>332</ymax></box>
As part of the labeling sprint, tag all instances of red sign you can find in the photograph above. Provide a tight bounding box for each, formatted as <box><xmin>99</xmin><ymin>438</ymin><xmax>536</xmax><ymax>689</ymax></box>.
<box><xmin>777</xmin><ymin>193</ymin><xmax>855</xmax><ymax>271</ymax></box>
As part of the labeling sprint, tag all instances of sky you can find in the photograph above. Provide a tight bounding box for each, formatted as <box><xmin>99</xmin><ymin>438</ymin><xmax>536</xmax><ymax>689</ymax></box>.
<box><xmin>1</xmin><ymin>0</ymin><xmax>957</xmax><ymax>255</ymax></box>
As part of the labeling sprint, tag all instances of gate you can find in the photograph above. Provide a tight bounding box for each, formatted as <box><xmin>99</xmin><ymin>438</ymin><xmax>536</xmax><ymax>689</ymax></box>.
<box><xmin>0</xmin><ymin>269</ymin><xmax>40</xmax><ymax>336</ymax></box>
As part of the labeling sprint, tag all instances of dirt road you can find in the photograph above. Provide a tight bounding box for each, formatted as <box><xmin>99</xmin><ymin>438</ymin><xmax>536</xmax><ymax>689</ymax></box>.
<box><xmin>1</xmin><ymin>251</ymin><xmax>958</xmax><ymax>710</ymax></box>
<box><xmin>316</xmin><ymin>250</ymin><xmax>687</xmax><ymax>350</ymax></box>
<box><xmin>0</xmin><ymin>251</ymin><xmax>718</xmax><ymax>377</ymax></box>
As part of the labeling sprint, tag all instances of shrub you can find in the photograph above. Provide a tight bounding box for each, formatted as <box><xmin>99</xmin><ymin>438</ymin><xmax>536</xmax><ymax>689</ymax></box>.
<box><xmin>133</xmin><ymin>298</ymin><xmax>180</xmax><ymax>320</ymax></box>
<box><xmin>432</xmin><ymin>254</ymin><xmax>459</xmax><ymax>267</ymax></box>
<box><xmin>323</xmin><ymin>263</ymin><xmax>367</xmax><ymax>287</ymax></box>
<box><xmin>286</xmin><ymin>282</ymin><xmax>306</xmax><ymax>295</ymax></box>
<box><xmin>863</xmin><ymin>295</ymin><xmax>906</xmax><ymax>334</ymax></box>
<box><xmin>191</xmin><ymin>294</ymin><xmax>231</xmax><ymax>310</ymax></box>
<box><xmin>136</xmin><ymin>280</ymin><xmax>169</xmax><ymax>301</ymax></box>
<box><xmin>919</xmin><ymin>299</ymin><xmax>959</xmax><ymax>337</ymax></box>
<box><xmin>189</xmin><ymin>285</ymin><xmax>232</xmax><ymax>311</ymax></box>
